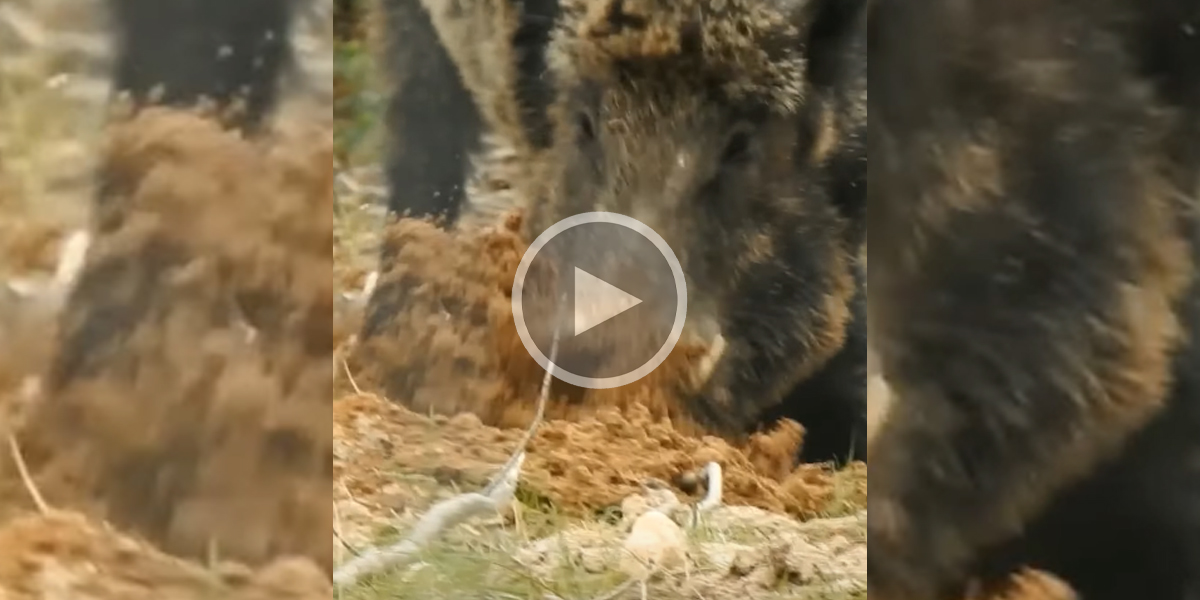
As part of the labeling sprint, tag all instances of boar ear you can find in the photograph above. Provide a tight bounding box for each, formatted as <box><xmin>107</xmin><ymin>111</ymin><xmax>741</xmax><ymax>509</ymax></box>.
<box><xmin>787</xmin><ymin>0</ymin><xmax>869</xmax><ymax>86</ymax></box>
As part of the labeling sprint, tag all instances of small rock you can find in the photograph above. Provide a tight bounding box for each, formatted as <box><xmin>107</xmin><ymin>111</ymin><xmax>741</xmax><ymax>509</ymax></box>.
<box><xmin>619</xmin><ymin>495</ymin><xmax>651</xmax><ymax>528</ymax></box>
<box><xmin>729</xmin><ymin>547</ymin><xmax>759</xmax><ymax>577</ymax></box>
<box><xmin>641</xmin><ymin>482</ymin><xmax>682</xmax><ymax>513</ymax></box>
<box><xmin>619</xmin><ymin>510</ymin><xmax>687</xmax><ymax>579</ymax></box>
<box><xmin>620</xmin><ymin>485</ymin><xmax>686</xmax><ymax>531</ymax></box>
<box><xmin>448</xmin><ymin>411</ymin><xmax>482</xmax><ymax>429</ymax></box>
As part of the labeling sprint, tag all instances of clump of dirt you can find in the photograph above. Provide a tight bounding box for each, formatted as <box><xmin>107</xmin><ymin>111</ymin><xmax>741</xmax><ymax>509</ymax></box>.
<box><xmin>0</xmin><ymin>510</ymin><xmax>331</xmax><ymax>599</ymax></box>
<box><xmin>527</xmin><ymin>406</ymin><xmax>861</xmax><ymax>517</ymax></box>
<box><xmin>347</xmin><ymin>215</ymin><xmax>527</xmax><ymax>423</ymax></box>
<box><xmin>335</xmin><ymin>392</ymin><xmax>864</xmax><ymax>520</ymax></box>
<box><xmin>0</xmin><ymin>220</ymin><xmax>63</xmax><ymax>275</ymax></box>
<box><xmin>3</xmin><ymin>108</ymin><xmax>334</xmax><ymax>574</ymax></box>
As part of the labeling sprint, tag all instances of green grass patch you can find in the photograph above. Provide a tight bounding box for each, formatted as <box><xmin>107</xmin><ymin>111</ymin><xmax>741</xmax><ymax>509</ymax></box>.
<box><xmin>333</xmin><ymin>38</ymin><xmax>384</xmax><ymax>167</ymax></box>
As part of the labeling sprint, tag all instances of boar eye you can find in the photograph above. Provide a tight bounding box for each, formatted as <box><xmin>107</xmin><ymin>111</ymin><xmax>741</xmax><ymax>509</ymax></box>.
<box><xmin>721</xmin><ymin>130</ymin><xmax>753</xmax><ymax>166</ymax></box>
<box><xmin>576</xmin><ymin>112</ymin><xmax>597</xmax><ymax>141</ymax></box>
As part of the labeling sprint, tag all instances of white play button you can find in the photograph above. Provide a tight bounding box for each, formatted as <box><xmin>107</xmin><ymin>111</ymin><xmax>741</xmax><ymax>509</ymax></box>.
<box><xmin>573</xmin><ymin>267</ymin><xmax>643</xmax><ymax>336</ymax></box>
<box><xmin>511</xmin><ymin>212</ymin><xmax>687</xmax><ymax>389</ymax></box>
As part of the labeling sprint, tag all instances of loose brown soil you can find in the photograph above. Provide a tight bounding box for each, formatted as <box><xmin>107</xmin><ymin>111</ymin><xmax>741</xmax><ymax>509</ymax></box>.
<box><xmin>347</xmin><ymin>214</ymin><xmax>722</xmax><ymax>434</ymax></box>
<box><xmin>0</xmin><ymin>108</ymin><xmax>335</xmax><ymax>597</ymax></box>
<box><xmin>340</xmin><ymin>214</ymin><xmax>870</xmax><ymax>522</ymax></box>
<box><xmin>335</xmin><ymin>391</ymin><xmax>865</xmax><ymax>521</ymax></box>
<box><xmin>0</xmin><ymin>511</ymin><xmax>331</xmax><ymax>599</ymax></box>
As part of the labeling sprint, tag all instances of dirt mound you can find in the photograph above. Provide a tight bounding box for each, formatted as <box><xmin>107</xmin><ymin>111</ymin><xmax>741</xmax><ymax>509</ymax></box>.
<box><xmin>350</xmin><ymin>215</ymin><xmax>773</xmax><ymax>438</ymax></box>
<box><xmin>347</xmin><ymin>215</ymin><xmax>529</xmax><ymax>423</ymax></box>
<box><xmin>339</xmin><ymin>187</ymin><xmax>868</xmax><ymax>522</ymax></box>
<box><xmin>0</xmin><ymin>510</ymin><xmax>330</xmax><ymax>599</ymax></box>
<box><xmin>3</xmin><ymin>108</ymin><xmax>334</xmax><ymax>573</ymax></box>
<box><xmin>334</xmin><ymin>392</ymin><xmax>865</xmax><ymax>520</ymax></box>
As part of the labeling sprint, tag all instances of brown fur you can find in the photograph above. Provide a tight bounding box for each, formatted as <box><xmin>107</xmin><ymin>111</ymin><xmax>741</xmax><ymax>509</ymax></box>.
<box><xmin>548</xmin><ymin>0</ymin><xmax>808</xmax><ymax>112</ymax></box>
<box><xmin>868</xmin><ymin>0</ymin><xmax>1200</xmax><ymax>596</ymax></box>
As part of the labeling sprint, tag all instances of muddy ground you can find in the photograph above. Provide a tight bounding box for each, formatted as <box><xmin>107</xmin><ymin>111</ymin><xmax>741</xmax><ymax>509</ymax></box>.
<box><xmin>323</xmin><ymin>7</ymin><xmax>876</xmax><ymax>592</ymax></box>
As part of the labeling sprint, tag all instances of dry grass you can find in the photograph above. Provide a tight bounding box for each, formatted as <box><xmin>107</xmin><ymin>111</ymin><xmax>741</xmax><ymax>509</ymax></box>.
<box><xmin>339</xmin><ymin>503</ymin><xmax>868</xmax><ymax>600</ymax></box>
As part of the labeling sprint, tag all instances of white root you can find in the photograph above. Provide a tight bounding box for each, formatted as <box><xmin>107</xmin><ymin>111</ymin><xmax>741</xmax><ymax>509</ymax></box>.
<box><xmin>333</xmin><ymin>311</ymin><xmax>563</xmax><ymax>589</ymax></box>
<box><xmin>332</xmin><ymin>454</ymin><xmax>525</xmax><ymax>588</ymax></box>
<box><xmin>696</xmin><ymin>461</ymin><xmax>723</xmax><ymax>513</ymax></box>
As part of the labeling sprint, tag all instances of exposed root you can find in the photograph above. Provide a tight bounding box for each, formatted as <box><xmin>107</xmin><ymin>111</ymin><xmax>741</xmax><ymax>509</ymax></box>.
<box><xmin>333</xmin><ymin>318</ymin><xmax>564</xmax><ymax>589</ymax></box>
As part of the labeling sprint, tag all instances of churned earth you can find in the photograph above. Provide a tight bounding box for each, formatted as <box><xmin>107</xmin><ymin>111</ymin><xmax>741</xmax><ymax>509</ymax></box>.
<box><xmin>0</xmin><ymin>1</ymin><xmax>334</xmax><ymax>598</ymax></box>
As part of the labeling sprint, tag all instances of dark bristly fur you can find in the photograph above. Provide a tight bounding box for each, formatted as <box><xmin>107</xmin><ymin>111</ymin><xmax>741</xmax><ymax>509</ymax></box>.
<box><xmin>529</xmin><ymin>0</ymin><xmax>868</xmax><ymax>461</ymax></box>
<box><xmin>375</xmin><ymin>0</ymin><xmax>559</xmax><ymax>223</ymax></box>
<box><xmin>376</xmin><ymin>0</ymin><xmax>486</xmax><ymax>224</ymax></box>
<box><xmin>764</xmin><ymin>257</ymin><xmax>867</xmax><ymax>464</ymax></box>
<box><xmin>868</xmin><ymin>0</ymin><xmax>1200</xmax><ymax>597</ymax></box>
<box><xmin>368</xmin><ymin>0</ymin><xmax>869</xmax><ymax>465</ymax></box>
<box><xmin>107</xmin><ymin>0</ymin><xmax>297</xmax><ymax>134</ymax></box>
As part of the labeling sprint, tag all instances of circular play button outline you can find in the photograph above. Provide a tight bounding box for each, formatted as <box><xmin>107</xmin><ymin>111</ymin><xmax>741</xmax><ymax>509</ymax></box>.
<box><xmin>511</xmin><ymin>212</ymin><xmax>688</xmax><ymax>389</ymax></box>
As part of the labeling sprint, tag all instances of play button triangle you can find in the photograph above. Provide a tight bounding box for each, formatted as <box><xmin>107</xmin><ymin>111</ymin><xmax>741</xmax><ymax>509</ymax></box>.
<box><xmin>573</xmin><ymin>267</ymin><xmax>643</xmax><ymax>336</ymax></box>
